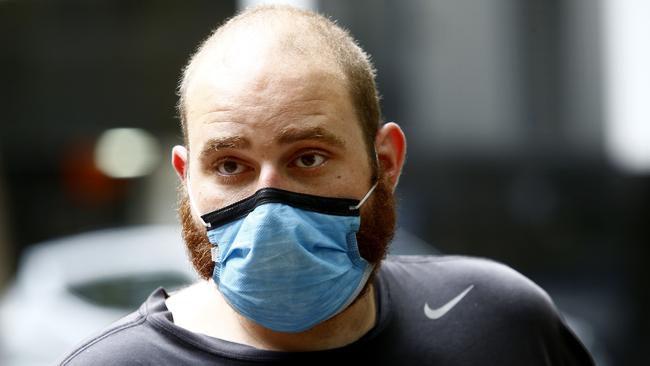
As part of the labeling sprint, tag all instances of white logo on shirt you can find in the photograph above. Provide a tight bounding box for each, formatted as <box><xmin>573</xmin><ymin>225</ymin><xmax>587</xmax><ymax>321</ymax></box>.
<box><xmin>424</xmin><ymin>285</ymin><xmax>474</xmax><ymax>320</ymax></box>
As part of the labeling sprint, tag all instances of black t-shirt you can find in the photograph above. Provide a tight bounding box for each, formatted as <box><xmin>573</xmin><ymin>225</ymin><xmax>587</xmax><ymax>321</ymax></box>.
<box><xmin>58</xmin><ymin>255</ymin><xmax>594</xmax><ymax>365</ymax></box>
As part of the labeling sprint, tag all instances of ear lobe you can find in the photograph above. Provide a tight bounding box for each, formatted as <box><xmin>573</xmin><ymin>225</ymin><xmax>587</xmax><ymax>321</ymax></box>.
<box><xmin>171</xmin><ymin>145</ymin><xmax>188</xmax><ymax>182</ymax></box>
<box><xmin>375</xmin><ymin>122</ymin><xmax>407</xmax><ymax>189</ymax></box>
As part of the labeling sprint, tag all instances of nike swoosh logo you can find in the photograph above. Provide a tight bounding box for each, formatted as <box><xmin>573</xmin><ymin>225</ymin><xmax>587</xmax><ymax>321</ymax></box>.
<box><xmin>423</xmin><ymin>285</ymin><xmax>474</xmax><ymax>320</ymax></box>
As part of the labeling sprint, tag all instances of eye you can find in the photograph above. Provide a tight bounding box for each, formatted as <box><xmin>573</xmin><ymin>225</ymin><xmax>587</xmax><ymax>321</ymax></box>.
<box><xmin>293</xmin><ymin>153</ymin><xmax>327</xmax><ymax>168</ymax></box>
<box><xmin>216</xmin><ymin>160</ymin><xmax>248</xmax><ymax>175</ymax></box>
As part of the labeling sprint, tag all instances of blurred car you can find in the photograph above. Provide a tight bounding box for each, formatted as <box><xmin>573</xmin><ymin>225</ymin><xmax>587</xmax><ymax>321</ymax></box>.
<box><xmin>0</xmin><ymin>225</ymin><xmax>197</xmax><ymax>366</ymax></box>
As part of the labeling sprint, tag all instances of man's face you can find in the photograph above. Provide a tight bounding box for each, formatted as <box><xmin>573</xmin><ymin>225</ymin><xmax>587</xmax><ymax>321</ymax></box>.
<box><xmin>176</xmin><ymin>53</ymin><xmax>397</xmax><ymax>279</ymax></box>
<box><xmin>184</xmin><ymin>58</ymin><xmax>374</xmax><ymax>221</ymax></box>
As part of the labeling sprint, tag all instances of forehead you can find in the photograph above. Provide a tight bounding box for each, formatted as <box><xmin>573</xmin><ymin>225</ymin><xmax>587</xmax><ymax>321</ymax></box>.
<box><xmin>184</xmin><ymin>54</ymin><xmax>361</xmax><ymax>150</ymax></box>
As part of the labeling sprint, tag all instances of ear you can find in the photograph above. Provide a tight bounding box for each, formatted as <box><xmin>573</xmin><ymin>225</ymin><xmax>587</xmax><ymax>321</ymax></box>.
<box><xmin>171</xmin><ymin>145</ymin><xmax>188</xmax><ymax>183</ymax></box>
<box><xmin>375</xmin><ymin>122</ymin><xmax>407</xmax><ymax>190</ymax></box>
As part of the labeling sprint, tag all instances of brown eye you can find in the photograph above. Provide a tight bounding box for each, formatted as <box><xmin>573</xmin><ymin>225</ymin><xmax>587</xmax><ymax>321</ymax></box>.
<box><xmin>294</xmin><ymin>153</ymin><xmax>326</xmax><ymax>168</ymax></box>
<box><xmin>217</xmin><ymin>160</ymin><xmax>247</xmax><ymax>175</ymax></box>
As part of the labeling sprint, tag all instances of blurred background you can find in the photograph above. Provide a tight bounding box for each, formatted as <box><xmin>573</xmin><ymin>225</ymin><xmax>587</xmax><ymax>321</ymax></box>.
<box><xmin>1</xmin><ymin>0</ymin><xmax>648</xmax><ymax>365</ymax></box>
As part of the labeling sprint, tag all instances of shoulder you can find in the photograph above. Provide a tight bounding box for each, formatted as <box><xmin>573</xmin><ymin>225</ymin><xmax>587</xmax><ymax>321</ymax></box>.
<box><xmin>380</xmin><ymin>255</ymin><xmax>559</xmax><ymax>326</ymax></box>
<box><xmin>376</xmin><ymin>255</ymin><xmax>594</xmax><ymax>364</ymax></box>
<box><xmin>57</xmin><ymin>288</ymin><xmax>172</xmax><ymax>366</ymax></box>
<box><xmin>57</xmin><ymin>308</ymin><xmax>149</xmax><ymax>365</ymax></box>
<box><xmin>383</xmin><ymin>254</ymin><xmax>550</xmax><ymax>296</ymax></box>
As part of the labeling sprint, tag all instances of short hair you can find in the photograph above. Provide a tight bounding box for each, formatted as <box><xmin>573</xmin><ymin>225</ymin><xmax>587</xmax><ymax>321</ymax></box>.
<box><xmin>177</xmin><ymin>5</ymin><xmax>381</xmax><ymax>177</ymax></box>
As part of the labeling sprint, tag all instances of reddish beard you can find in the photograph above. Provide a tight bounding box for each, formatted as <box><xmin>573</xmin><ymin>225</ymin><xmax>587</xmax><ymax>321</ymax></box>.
<box><xmin>178</xmin><ymin>172</ymin><xmax>397</xmax><ymax>280</ymax></box>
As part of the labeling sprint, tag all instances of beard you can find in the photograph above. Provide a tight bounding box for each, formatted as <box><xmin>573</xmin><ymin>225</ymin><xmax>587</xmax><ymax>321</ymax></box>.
<box><xmin>178</xmin><ymin>172</ymin><xmax>397</xmax><ymax>281</ymax></box>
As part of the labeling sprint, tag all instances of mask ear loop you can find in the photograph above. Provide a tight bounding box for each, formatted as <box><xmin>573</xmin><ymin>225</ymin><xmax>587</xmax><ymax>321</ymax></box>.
<box><xmin>185</xmin><ymin>174</ymin><xmax>211</xmax><ymax>228</ymax></box>
<box><xmin>350</xmin><ymin>181</ymin><xmax>378</xmax><ymax>210</ymax></box>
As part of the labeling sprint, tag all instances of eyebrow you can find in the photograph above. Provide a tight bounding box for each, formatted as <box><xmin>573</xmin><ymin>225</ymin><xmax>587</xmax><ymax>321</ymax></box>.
<box><xmin>199</xmin><ymin>136</ymin><xmax>251</xmax><ymax>161</ymax></box>
<box><xmin>276</xmin><ymin>126</ymin><xmax>345</xmax><ymax>148</ymax></box>
<box><xmin>198</xmin><ymin>126</ymin><xmax>345</xmax><ymax>162</ymax></box>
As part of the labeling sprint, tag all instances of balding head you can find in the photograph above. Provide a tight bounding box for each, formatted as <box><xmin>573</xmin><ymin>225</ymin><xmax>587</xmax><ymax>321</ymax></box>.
<box><xmin>177</xmin><ymin>5</ymin><xmax>381</xmax><ymax>174</ymax></box>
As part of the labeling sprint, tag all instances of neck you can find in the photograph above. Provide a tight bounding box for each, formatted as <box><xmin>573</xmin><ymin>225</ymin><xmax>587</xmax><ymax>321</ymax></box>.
<box><xmin>166</xmin><ymin>279</ymin><xmax>376</xmax><ymax>351</ymax></box>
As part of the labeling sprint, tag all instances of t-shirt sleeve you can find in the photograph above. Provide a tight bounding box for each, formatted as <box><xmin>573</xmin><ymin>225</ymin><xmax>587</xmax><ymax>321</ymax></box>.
<box><xmin>57</xmin><ymin>310</ymin><xmax>150</xmax><ymax>366</ymax></box>
<box><xmin>380</xmin><ymin>255</ymin><xmax>596</xmax><ymax>365</ymax></box>
<box><xmin>455</xmin><ymin>257</ymin><xmax>595</xmax><ymax>365</ymax></box>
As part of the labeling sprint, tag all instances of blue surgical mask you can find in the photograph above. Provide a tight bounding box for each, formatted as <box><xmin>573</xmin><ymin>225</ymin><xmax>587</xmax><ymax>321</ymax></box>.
<box><xmin>189</xmin><ymin>184</ymin><xmax>377</xmax><ymax>333</ymax></box>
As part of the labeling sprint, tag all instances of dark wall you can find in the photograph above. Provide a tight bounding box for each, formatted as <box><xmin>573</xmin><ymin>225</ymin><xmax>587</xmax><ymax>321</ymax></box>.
<box><xmin>0</xmin><ymin>0</ymin><xmax>236</xmax><ymax>264</ymax></box>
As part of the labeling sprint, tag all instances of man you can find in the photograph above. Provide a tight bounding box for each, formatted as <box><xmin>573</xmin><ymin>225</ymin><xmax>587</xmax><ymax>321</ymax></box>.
<box><xmin>60</xmin><ymin>5</ymin><xmax>594</xmax><ymax>365</ymax></box>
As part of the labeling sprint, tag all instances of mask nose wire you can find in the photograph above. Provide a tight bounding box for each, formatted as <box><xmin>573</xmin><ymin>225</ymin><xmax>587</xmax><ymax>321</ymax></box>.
<box><xmin>186</xmin><ymin>174</ymin><xmax>211</xmax><ymax>228</ymax></box>
<box><xmin>350</xmin><ymin>181</ymin><xmax>378</xmax><ymax>211</ymax></box>
<box><xmin>190</xmin><ymin>172</ymin><xmax>376</xmax><ymax>224</ymax></box>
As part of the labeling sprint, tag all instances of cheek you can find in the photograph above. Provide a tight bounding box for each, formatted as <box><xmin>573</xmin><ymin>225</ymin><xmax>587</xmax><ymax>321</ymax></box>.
<box><xmin>342</xmin><ymin>126</ymin><xmax>375</xmax><ymax>184</ymax></box>
<box><xmin>351</xmin><ymin>148</ymin><xmax>374</xmax><ymax>182</ymax></box>
<box><xmin>332</xmin><ymin>153</ymin><xmax>374</xmax><ymax>196</ymax></box>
